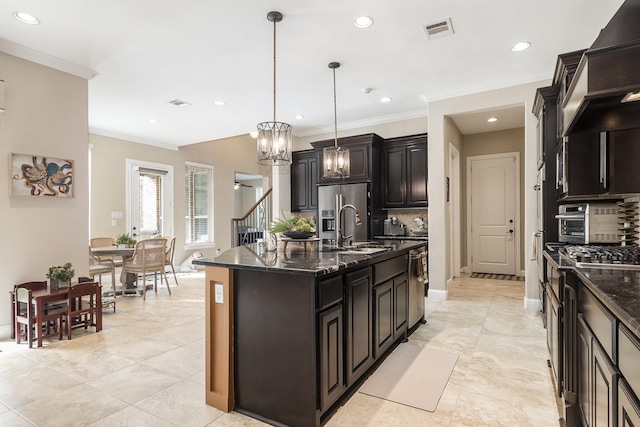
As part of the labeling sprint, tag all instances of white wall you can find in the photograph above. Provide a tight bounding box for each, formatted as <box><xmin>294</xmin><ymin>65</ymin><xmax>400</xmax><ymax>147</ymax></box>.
<box><xmin>427</xmin><ymin>80</ymin><xmax>549</xmax><ymax>306</ymax></box>
<box><xmin>0</xmin><ymin>52</ymin><xmax>89</xmax><ymax>336</ymax></box>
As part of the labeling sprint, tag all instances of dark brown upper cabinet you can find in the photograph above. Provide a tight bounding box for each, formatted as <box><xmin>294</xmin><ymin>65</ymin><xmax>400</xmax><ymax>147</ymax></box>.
<box><xmin>382</xmin><ymin>134</ymin><xmax>428</xmax><ymax>209</ymax></box>
<box><xmin>291</xmin><ymin>150</ymin><xmax>317</xmax><ymax>212</ymax></box>
<box><xmin>311</xmin><ymin>133</ymin><xmax>383</xmax><ymax>185</ymax></box>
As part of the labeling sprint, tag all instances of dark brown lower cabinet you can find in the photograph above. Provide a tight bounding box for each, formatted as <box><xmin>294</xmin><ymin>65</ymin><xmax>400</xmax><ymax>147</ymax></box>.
<box><xmin>373</xmin><ymin>280</ymin><xmax>393</xmax><ymax>358</ymax></box>
<box><xmin>319</xmin><ymin>303</ymin><xmax>345</xmax><ymax>411</ymax></box>
<box><xmin>393</xmin><ymin>273</ymin><xmax>408</xmax><ymax>341</ymax></box>
<box><xmin>345</xmin><ymin>267</ymin><xmax>373</xmax><ymax>387</ymax></box>
<box><xmin>577</xmin><ymin>313</ymin><xmax>618</xmax><ymax>427</ymax></box>
<box><xmin>618</xmin><ymin>378</ymin><xmax>640</xmax><ymax>427</ymax></box>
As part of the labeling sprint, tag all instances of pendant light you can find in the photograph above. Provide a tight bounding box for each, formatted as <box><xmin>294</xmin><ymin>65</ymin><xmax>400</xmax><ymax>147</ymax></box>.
<box><xmin>257</xmin><ymin>11</ymin><xmax>292</xmax><ymax>166</ymax></box>
<box><xmin>323</xmin><ymin>62</ymin><xmax>350</xmax><ymax>178</ymax></box>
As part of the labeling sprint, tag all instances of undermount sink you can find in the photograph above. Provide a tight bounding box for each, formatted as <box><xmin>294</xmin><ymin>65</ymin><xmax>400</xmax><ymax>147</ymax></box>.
<box><xmin>333</xmin><ymin>243</ymin><xmax>392</xmax><ymax>255</ymax></box>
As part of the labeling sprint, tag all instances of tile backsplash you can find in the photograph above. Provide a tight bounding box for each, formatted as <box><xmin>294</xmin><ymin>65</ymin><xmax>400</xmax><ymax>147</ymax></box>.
<box><xmin>385</xmin><ymin>209</ymin><xmax>428</xmax><ymax>232</ymax></box>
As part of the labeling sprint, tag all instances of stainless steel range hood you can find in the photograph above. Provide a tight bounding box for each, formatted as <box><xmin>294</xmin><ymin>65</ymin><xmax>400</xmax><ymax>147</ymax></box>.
<box><xmin>563</xmin><ymin>0</ymin><xmax>640</xmax><ymax>136</ymax></box>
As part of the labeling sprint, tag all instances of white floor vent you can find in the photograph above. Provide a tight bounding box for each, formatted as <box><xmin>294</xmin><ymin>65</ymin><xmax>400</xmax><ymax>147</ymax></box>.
<box><xmin>423</xmin><ymin>18</ymin><xmax>454</xmax><ymax>40</ymax></box>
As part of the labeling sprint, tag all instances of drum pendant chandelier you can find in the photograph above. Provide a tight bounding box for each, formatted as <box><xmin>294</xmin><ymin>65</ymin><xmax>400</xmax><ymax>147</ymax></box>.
<box><xmin>256</xmin><ymin>11</ymin><xmax>292</xmax><ymax>166</ymax></box>
<box><xmin>322</xmin><ymin>62</ymin><xmax>350</xmax><ymax>178</ymax></box>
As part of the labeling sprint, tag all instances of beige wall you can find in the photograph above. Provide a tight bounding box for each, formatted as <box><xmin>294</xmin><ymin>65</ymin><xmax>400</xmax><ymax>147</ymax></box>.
<box><xmin>0</xmin><ymin>52</ymin><xmax>89</xmax><ymax>334</ymax></box>
<box><xmin>460</xmin><ymin>128</ymin><xmax>525</xmax><ymax>268</ymax></box>
<box><xmin>90</xmin><ymin>133</ymin><xmax>272</xmax><ymax>269</ymax></box>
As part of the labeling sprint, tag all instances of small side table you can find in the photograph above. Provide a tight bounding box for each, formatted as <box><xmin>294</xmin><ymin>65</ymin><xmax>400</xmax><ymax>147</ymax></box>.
<box><xmin>281</xmin><ymin>237</ymin><xmax>320</xmax><ymax>252</ymax></box>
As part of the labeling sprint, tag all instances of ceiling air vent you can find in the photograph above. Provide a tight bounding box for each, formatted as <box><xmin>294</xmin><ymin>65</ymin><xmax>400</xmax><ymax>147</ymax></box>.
<box><xmin>168</xmin><ymin>99</ymin><xmax>191</xmax><ymax>107</ymax></box>
<box><xmin>423</xmin><ymin>18</ymin><xmax>454</xmax><ymax>40</ymax></box>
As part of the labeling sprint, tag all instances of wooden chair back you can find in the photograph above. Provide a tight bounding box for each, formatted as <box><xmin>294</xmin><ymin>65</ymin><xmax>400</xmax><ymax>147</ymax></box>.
<box><xmin>67</xmin><ymin>281</ymin><xmax>102</xmax><ymax>339</ymax></box>
<box><xmin>90</xmin><ymin>237</ymin><xmax>116</xmax><ymax>248</ymax></box>
<box><xmin>124</xmin><ymin>238</ymin><xmax>170</xmax><ymax>300</ymax></box>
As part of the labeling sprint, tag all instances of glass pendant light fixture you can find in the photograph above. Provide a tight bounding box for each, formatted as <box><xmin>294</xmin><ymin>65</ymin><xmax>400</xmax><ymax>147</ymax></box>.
<box><xmin>323</xmin><ymin>62</ymin><xmax>350</xmax><ymax>178</ymax></box>
<box><xmin>257</xmin><ymin>11</ymin><xmax>292</xmax><ymax>166</ymax></box>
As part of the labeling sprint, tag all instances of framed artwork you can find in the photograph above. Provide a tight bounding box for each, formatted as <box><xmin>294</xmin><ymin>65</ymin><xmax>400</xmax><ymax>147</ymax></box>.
<box><xmin>10</xmin><ymin>153</ymin><xmax>74</xmax><ymax>197</ymax></box>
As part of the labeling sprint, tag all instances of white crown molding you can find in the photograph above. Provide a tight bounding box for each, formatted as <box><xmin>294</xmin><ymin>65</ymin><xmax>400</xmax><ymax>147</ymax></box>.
<box><xmin>89</xmin><ymin>127</ymin><xmax>179</xmax><ymax>151</ymax></box>
<box><xmin>0</xmin><ymin>38</ymin><xmax>98</xmax><ymax>80</ymax></box>
<box><xmin>296</xmin><ymin>109</ymin><xmax>427</xmax><ymax>138</ymax></box>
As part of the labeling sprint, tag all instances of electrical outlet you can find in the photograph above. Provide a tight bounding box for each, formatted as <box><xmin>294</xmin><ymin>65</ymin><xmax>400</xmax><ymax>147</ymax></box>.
<box><xmin>111</xmin><ymin>219</ymin><xmax>117</xmax><ymax>226</ymax></box>
<box><xmin>214</xmin><ymin>284</ymin><xmax>224</xmax><ymax>304</ymax></box>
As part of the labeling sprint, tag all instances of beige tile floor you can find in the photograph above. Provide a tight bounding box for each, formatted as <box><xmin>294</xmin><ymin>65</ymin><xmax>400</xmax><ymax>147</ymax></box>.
<box><xmin>0</xmin><ymin>272</ymin><xmax>562</xmax><ymax>426</ymax></box>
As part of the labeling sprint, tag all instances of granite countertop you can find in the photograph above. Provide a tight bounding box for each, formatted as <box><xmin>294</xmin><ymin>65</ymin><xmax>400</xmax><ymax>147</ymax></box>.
<box><xmin>193</xmin><ymin>240</ymin><xmax>427</xmax><ymax>277</ymax></box>
<box><xmin>544</xmin><ymin>249</ymin><xmax>640</xmax><ymax>339</ymax></box>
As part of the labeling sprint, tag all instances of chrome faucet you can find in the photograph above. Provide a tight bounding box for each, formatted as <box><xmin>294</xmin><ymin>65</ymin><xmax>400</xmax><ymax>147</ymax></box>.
<box><xmin>336</xmin><ymin>203</ymin><xmax>362</xmax><ymax>248</ymax></box>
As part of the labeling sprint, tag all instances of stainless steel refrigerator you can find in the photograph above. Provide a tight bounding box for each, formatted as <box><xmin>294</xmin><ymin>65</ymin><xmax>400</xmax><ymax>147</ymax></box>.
<box><xmin>317</xmin><ymin>183</ymin><xmax>370</xmax><ymax>247</ymax></box>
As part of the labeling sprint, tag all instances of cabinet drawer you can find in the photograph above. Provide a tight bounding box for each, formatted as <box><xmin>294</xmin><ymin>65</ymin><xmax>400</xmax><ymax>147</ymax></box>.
<box><xmin>578</xmin><ymin>286</ymin><xmax>614</xmax><ymax>359</ymax></box>
<box><xmin>619</xmin><ymin>324</ymin><xmax>640</xmax><ymax>398</ymax></box>
<box><xmin>318</xmin><ymin>275</ymin><xmax>343</xmax><ymax>310</ymax></box>
<box><xmin>374</xmin><ymin>255</ymin><xmax>407</xmax><ymax>285</ymax></box>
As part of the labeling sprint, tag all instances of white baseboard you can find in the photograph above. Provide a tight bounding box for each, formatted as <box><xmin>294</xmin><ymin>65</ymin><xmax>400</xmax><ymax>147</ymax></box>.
<box><xmin>0</xmin><ymin>324</ymin><xmax>11</xmax><ymax>340</ymax></box>
<box><xmin>427</xmin><ymin>288</ymin><xmax>448</xmax><ymax>301</ymax></box>
<box><xmin>524</xmin><ymin>297</ymin><xmax>542</xmax><ymax>311</ymax></box>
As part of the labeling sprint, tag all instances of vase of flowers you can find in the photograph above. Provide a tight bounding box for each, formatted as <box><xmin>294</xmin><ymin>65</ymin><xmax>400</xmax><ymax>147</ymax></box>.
<box><xmin>47</xmin><ymin>262</ymin><xmax>75</xmax><ymax>290</ymax></box>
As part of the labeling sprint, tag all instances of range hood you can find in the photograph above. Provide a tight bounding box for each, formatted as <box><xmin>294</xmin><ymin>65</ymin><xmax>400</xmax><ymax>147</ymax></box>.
<box><xmin>563</xmin><ymin>0</ymin><xmax>640</xmax><ymax>136</ymax></box>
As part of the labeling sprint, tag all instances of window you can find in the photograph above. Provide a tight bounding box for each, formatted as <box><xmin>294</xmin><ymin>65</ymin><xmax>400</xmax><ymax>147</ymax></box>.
<box><xmin>185</xmin><ymin>162</ymin><xmax>214</xmax><ymax>246</ymax></box>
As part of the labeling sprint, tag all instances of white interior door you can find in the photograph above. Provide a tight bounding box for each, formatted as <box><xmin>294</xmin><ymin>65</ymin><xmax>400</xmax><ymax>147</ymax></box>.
<box><xmin>468</xmin><ymin>153</ymin><xmax>518</xmax><ymax>275</ymax></box>
<box><xmin>126</xmin><ymin>160</ymin><xmax>174</xmax><ymax>240</ymax></box>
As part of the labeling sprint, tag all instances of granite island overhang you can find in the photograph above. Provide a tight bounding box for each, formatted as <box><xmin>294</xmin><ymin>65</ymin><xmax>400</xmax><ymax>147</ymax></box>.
<box><xmin>193</xmin><ymin>240</ymin><xmax>427</xmax><ymax>426</ymax></box>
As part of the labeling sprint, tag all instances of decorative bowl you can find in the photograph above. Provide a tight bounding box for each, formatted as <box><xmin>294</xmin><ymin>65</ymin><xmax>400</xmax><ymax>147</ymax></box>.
<box><xmin>283</xmin><ymin>231</ymin><xmax>315</xmax><ymax>239</ymax></box>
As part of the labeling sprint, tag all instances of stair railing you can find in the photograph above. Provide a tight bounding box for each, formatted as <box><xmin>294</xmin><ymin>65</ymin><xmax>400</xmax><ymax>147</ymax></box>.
<box><xmin>231</xmin><ymin>188</ymin><xmax>272</xmax><ymax>247</ymax></box>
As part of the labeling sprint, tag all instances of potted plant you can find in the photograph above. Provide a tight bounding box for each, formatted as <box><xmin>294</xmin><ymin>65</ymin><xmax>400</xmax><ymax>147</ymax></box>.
<box><xmin>115</xmin><ymin>233</ymin><xmax>137</xmax><ymax>248</ymax></box>
<box><xmin>268</xmin><ymin>213</ymin><xmax>316</xmax><ymax>239</ymax></box>
<box><xmin>47</xmin><ymin>262</ymin><xmax>75</xmax><ymax>290</ymax></box>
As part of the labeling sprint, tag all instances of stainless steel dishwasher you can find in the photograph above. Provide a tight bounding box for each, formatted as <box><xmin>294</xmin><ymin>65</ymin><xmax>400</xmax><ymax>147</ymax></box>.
<box><xmin>408</xmin><ymin>247</ymin><xmax>428</xmax><ymax>329</ymax></box>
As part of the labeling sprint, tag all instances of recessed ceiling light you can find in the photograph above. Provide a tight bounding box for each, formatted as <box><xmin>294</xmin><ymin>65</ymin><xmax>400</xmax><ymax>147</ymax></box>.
<box><xmin>148</xmin><ymin>119</ymin><xmax>159</xmax><ymax>124</ymax></box>
<box><xmin>354</xmin><ymin>16</ymin><xmax>373</xmax><ymax>29</ymax></box>
<box><xmin>294</xmin><ymin>115</ymin><xmax>304</xmax><ymax>120</ymax></box>
<box><xmin>214</xmin><ymin>100</ymin><xmax>226</xmax><ymax>106</ymax></box>
<box><xmin>487</xmin><ymin>117</ymin><xmax>498</xmax><ymax>123</ymax></box>
<box><xmin>511</xmin><ymin>41</ymin><xmax>531</xmax><ymax>52</ymax></box>
<box><xmin>13</xmin><ymin>12</ymin><xmax>39</xmax><ymax>25</ymax></box>
<box><xmin>380</xmin><ymin>97</ymin><xmax>392</xmax><ymax>103</ymax></box>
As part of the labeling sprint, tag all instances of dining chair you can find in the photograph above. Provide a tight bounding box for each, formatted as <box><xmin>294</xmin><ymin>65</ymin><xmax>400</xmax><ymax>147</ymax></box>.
<box><xmin>122</xmin><ymin>238</ymin><xmax>170</xmax><ymax>300</ymax></box>
<box><xmin>163</xmin><ymin>236</ymin><xmax>179</xmax><ymax>287</ymax></box>
<box><xmin>15</xmin><ymin>287</ymin><xmax>66</xmax><ymax>347</ymax></box>
<box><xmin>88</xmin><ymin>246</ymin><xmax>117</xmax><ymax>298</ymax></box>
<box><xmin>11</xmin><ymin>281</ymin><xmax>55</xmax><ymax>340</ymax></box>
<box><xmin>66</xmin><ymin>281</ymin><xmax>102</xmax><ymax>339</ymax></box>
<box><xmin>90</xmin><ymin>237</ymin><xmax>123</xmax><ymax>267</ymax></box>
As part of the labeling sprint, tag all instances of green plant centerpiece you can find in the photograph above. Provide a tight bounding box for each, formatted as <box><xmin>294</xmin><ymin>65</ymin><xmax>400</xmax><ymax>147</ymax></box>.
<box><xmin>268</xmin><ymin>213</ymin><xmax>316</xmax><ymax>239</ymax></box>
<box><xmin>47</xmin><ymin>262</ymin><xmax>75</xmax><ymax>289</ymax></box>
<box><xmin>115</xmin><ymin>233</ymin><xmax>137</xmax><ymax>248</ymax></box>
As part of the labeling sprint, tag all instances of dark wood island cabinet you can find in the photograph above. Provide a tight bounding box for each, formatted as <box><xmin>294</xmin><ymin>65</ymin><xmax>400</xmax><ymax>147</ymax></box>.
<box><xmin>194</xmin><ymin>241</ymin><xmax>426</xmax><ymax>427</ymax></box>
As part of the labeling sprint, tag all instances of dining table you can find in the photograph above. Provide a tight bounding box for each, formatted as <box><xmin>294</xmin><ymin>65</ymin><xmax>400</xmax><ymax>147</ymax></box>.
<box><xmin>11</xmin><ymin>284</ymin><xmax>103</xmax><ymax>347</ymax></box>
<box><xmin>91</xmin><ymin>246</ymin><xmax>137</xmax><ymax>293</ymax></box>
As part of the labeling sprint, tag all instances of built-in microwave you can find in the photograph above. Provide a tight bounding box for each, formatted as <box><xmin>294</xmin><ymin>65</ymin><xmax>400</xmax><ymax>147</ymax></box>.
<box><xmin>556</xmin><ymin>203</ymin><xmax>619</xmax><ymax>244</ymax></box>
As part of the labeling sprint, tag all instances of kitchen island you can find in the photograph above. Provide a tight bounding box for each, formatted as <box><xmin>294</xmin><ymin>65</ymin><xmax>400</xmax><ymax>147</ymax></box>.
<box><xmin>193</xmin><ymin>240</ymin><xmax>427</xmax><ymax>427</ymax></box>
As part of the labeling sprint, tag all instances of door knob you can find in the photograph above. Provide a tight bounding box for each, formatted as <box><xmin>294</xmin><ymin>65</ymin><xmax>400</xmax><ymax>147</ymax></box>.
<box><xmin>507</xmin><ymin>229</ymin><xmax>514</xmax><ymax>234</ymax></box>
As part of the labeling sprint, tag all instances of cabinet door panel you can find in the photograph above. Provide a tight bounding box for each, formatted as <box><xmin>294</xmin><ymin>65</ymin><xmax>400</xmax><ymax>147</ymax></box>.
<box><xmin>384</xmin><ymin>147</ymin><xmax>405</xmax><ymax>207</ymax></box>
<box><xmin>374</xmin><ymin>281</ymin><xmax>393</xmax><ymax>358</ymax></box>
<box><xmin>406</xmin><ymin>145</ymin><xmax>427</xmax><ymax>206</ymax></box>
<box><xmin>618</xmin><ymin>378</ymin><xmax>640</xmax><ymax>427</ymax></box>
<box><xmin>291</xmin><ymin>159</ymin><xmax>309</xmax><ymax>211</ymax></box>
<box><xmin>592</xmin><ymin>338</ymin><xmax>617</xmax><ymax>427</ymax></box>
<box><xmin>393</xmin><ymin>274</ymin><xmax>408</xmax><ymax>340</ymax></box>
<box><xmin>345</xmin><ymin>267</ymin><xmax>373</xmax><ymax>386</ymax></box>
<box><xmin>309</xmin><ymin>157</ymin><xmax>318</xmax><ymax>210</ymax></box>
<box><xmin>578</xmin><ymin>314</ymin><xmax>592</xmax><ymax>427</ymax></box>
<box><xmin>319</xmin><ymin>304</ymin><xmax>345</xmax><ymax>411</ymax></box>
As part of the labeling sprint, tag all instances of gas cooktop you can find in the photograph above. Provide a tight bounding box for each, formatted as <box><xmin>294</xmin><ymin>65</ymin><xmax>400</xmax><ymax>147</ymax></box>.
<box><xmin>559</xmin><ymin>245</ymin><xmax>640</xmax><ymax>270</ymax></box>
